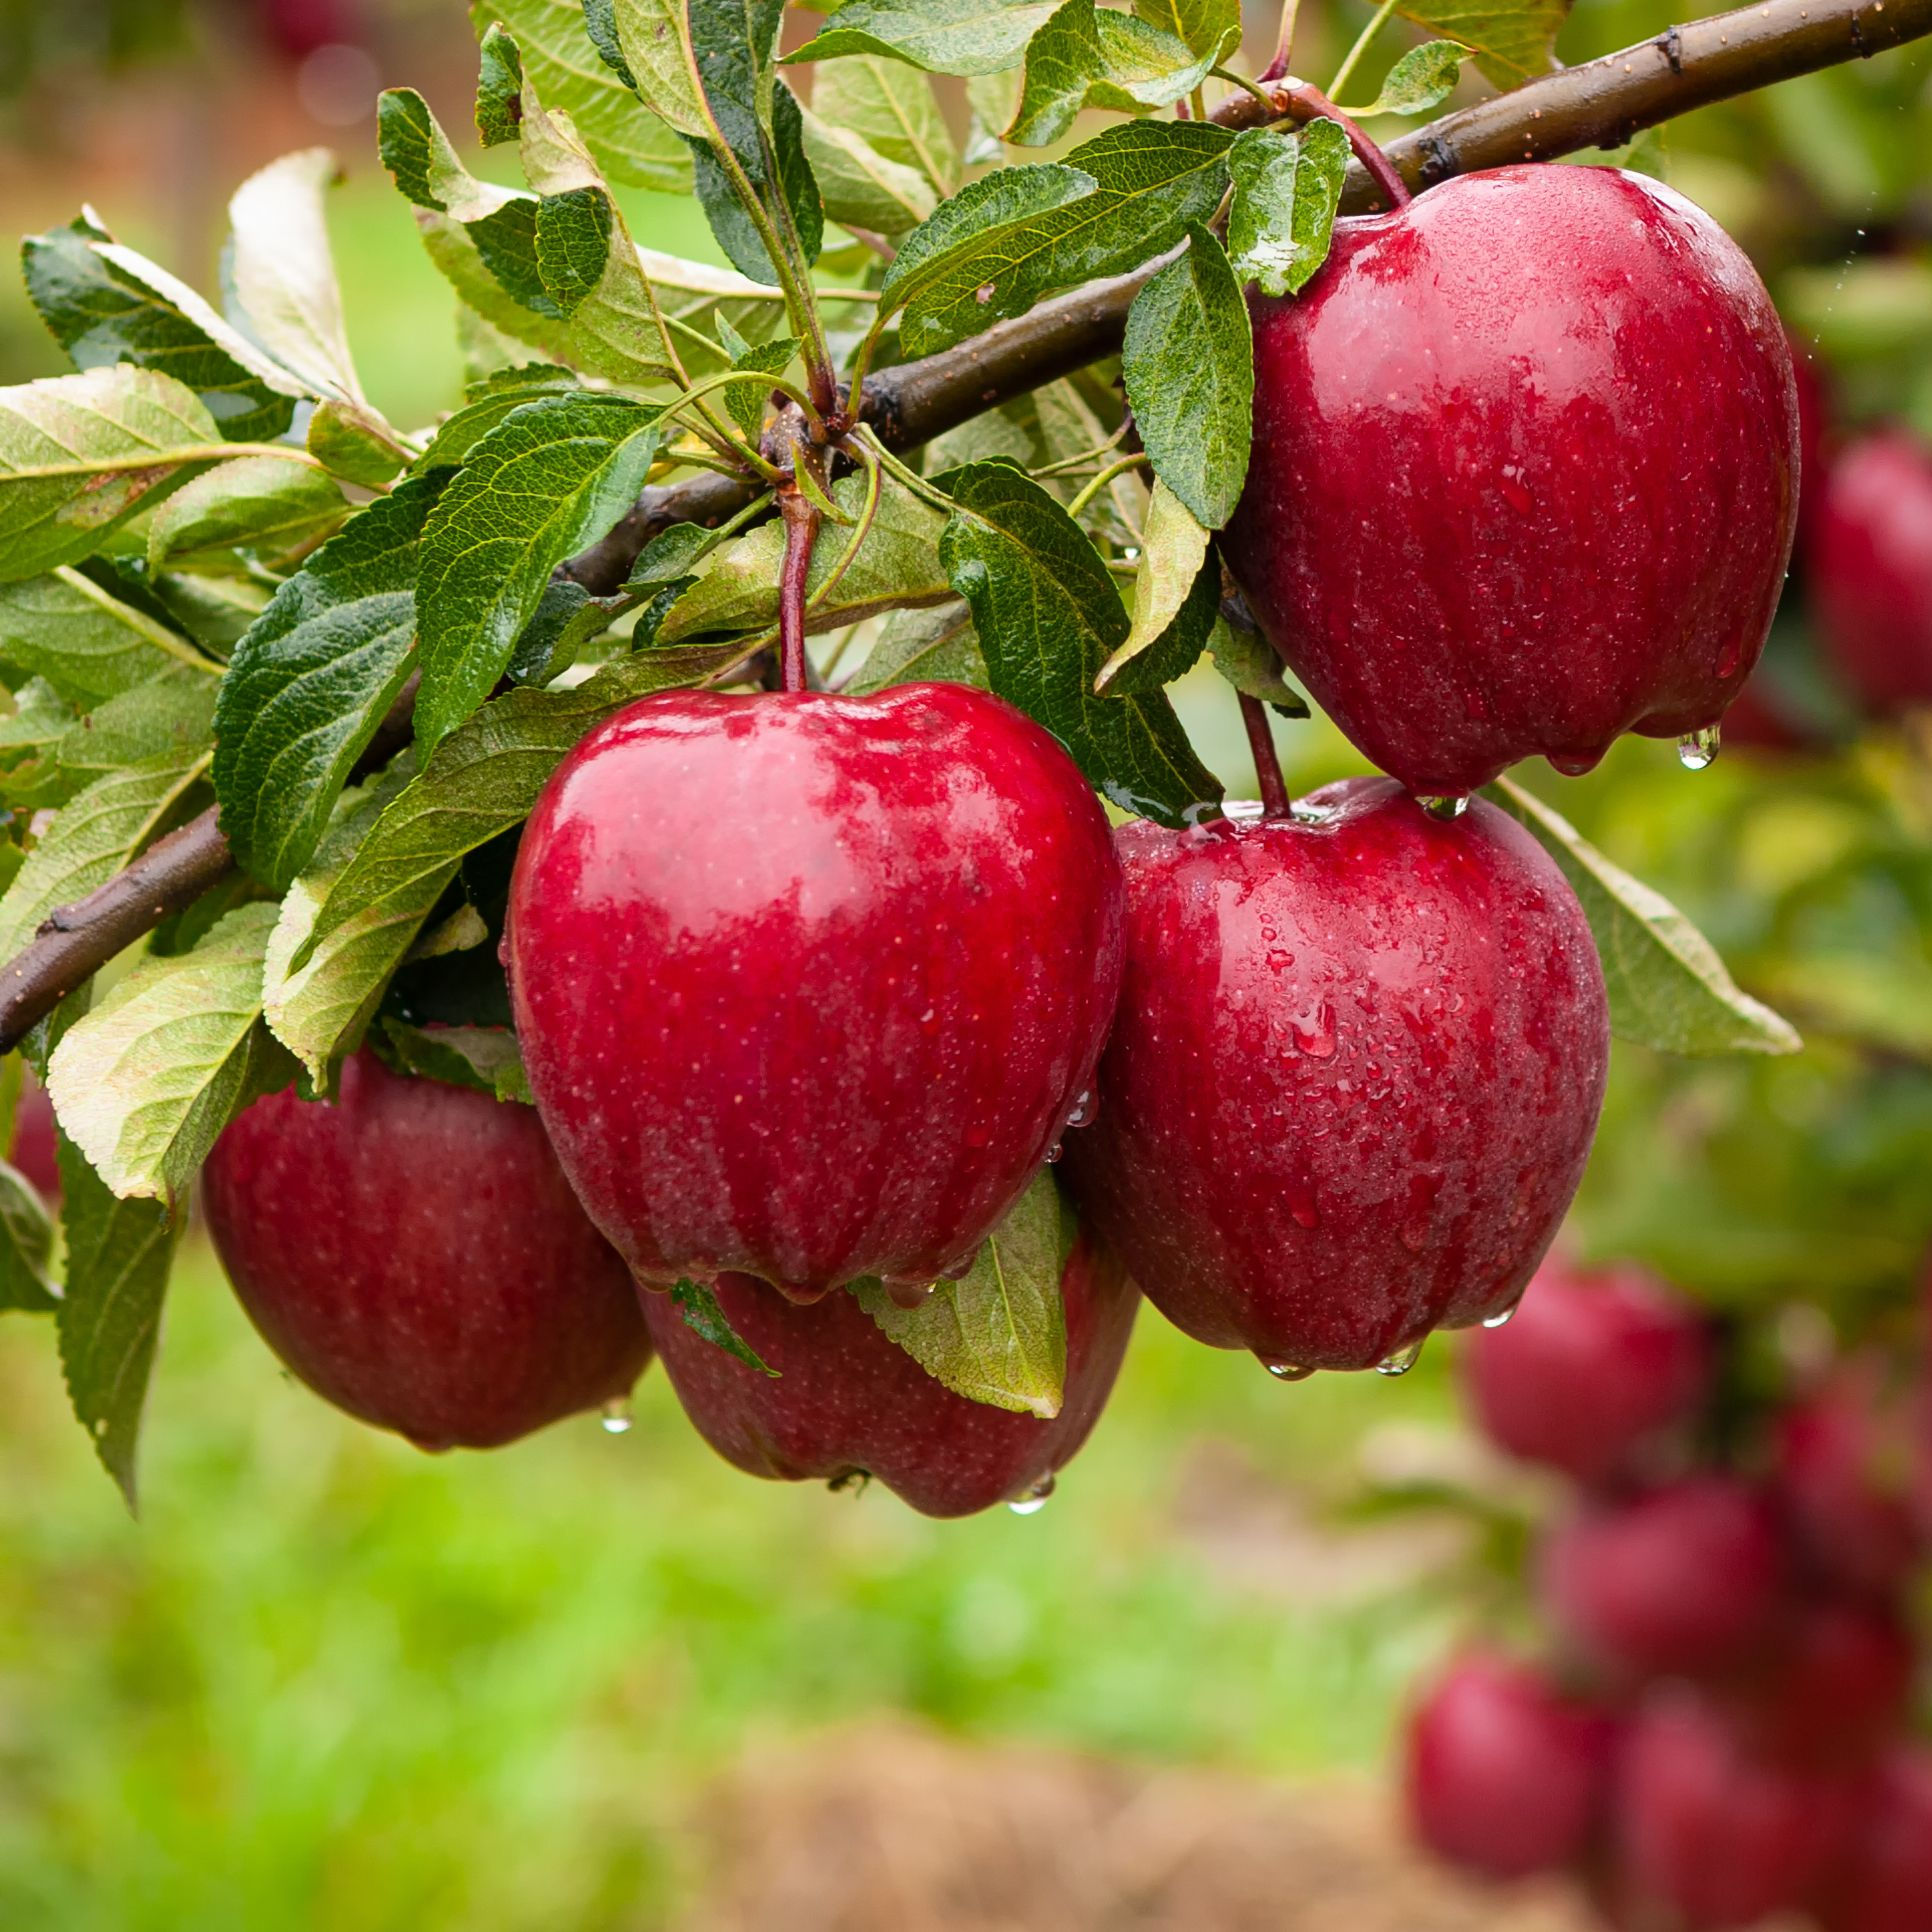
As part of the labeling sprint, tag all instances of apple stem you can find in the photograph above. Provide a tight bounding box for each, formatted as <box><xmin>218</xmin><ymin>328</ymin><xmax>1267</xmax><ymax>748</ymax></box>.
<box><xmin>1240</xmin><ymin>693</ymin><xmax>1294</xmax><ymax>820</ymax></box>
<box><xmin>778</xmin><ymin>487</ymin><xmax>821</xmax><ymax>695</ymax></box>
<box><xmin>1278</xmin><ymin>82</ymin><xmax>1414</xmax><ymax>209</ymax></box>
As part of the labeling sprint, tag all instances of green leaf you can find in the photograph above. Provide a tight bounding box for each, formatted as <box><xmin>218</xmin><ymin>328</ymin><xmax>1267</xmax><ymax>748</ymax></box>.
<box><xmin>1008</xmin><ymin>0</ymin><xmax>1226</xmax><ymax>149</ymax></box>
<box><xmin>0</xmin><ymin>567</ymin><xmax>214</xmax><ymax>705</ymax></box>
<box><xmin>148</xmin><ymin>571</ymin><xmax>271</xmax><ymax>658</ymax></box>
<box><xmin>1131</xmin><ymin>0</ymin><xmax>1241</xmax><ymax>58</ymax></box>
<box><xmin>0</xmin><ymin>368</ymin><xmax>225</xmax><ymax>585</ymax></box>
<box><xmin>145</xmin><ymin>456</ymin><xmax>348</xmax><ymax>572</ymax></box>
<box><xmin>658</xmin><ymin>470</ymin><xmax>949</xmax><ymax>642</ymax></box>
<box><xmin>476</xmin><ymin>21</ymin><xmax>525</xmax><ymax>145</ymax></box>
<box><xmin>475</xmin><ymin>0</ymin><xmax>690</xmax><ymax>191</ymax></box>
<box><xmin>850</xmin><ymin>598</ymin><xmax>988</xmax><ymax>693</ymax></box>
<box><xmin>55</xmin><ymin>1129</ymin><xmax>179</xmax><ymax>1511</ymax></box>
<box><xmin>854</xmin><ymin>1170</ymin><xmax>1067</xmax><ymax>1416</ymax></box>
<box><xmin>413</xmin><ymin>363</ymin><xmax>584</xmax><ymax>473</ymax></box>
<box><xmin>1097</xmin><ymin>479</ymin><xmax>1209</xmax><ymax>691</ymax></box>
<box><xmin>224</xmin><ymin>149</ymin><xmax>366</xmax><ymax>406</ymax></box>
<box><xmin>46</xmin><ymin>904</ymin><xmax>294</xmax><ymax>1206</ymax></box>
<box><xmin>800</xmin><ymin>108</ymin><xmax>937</xmax><ymax>237</ymax></box>
<box><xmin>0</xmin><ymin>1159</ymin><xmax>58</xmax><ymax>1314</ymax></box>
<box><xmin>686</xmin><ymin>81</ymin><xmax>824</xmax><ymax>283</ymax></box>
<box><xmin>1342</xmin><ymin>39</ymin><xmax>1471</xmax><ymax>116</ymax></box>
<box><xmin>891</xmin><ymin>120</ymin><xmax>1234</xmax><ymax>357</ymax></box>
<box><xmin>1122</xmin><ymin>223</ymin><xmax>1252</xmax><ymax>529</ymax></box>
<box><xmin>533</xmin><ymin>187</ymin><xmax>616</xmax><ymax>317</ymax></box>
<box><xmin>715</xmin><ymin>332</ymin><xmax>798</xmax><ymax>442</ymax></box>
<box><xmin>1489</xmin><ymin>776</ymin><xmax>1803</xmax><ymax>1058</ymax></box>
<box><xmin>22</xmin><ymin>215</ymin><xmax>301</xmax><ymax>444</ymax></box>
<box><xmin>1393</xmin><ymin>0</ymin><xmax>1567</xmax><ymax>87</ymax></box>
<box><xmin>413</xmin><ymin>393</ymin><xmax>665</xmax><ymax>753</ymax></box>
<box><xmin>306</xmin><ymin>400</ymin><xmax>411</xmax><ymax>487</ymax></box>
<box><xmin>1226</xmin><ymin>118</ymin><xmax>1349</xmax><ymax>299</ymax></box>
<box><xmin>608</xmin><ymin>0</ymin><xmax>717</xmax><ymax>139</ymax></box>
<box><xmin>374</xmin><ymin>1018</ymin><xmax>533</xmax><ymax>1103</ymax></box>
<box><xmin>1208</xmin><ymin>615</ymin><xmax>1307</xmax><ymax>713</ymax></box>
<box><xmin>668</xmin><ymin>1278</ymin><xmax>779</xmax><ymax>1376</ymax></box>
<box><xmin>938</xmin><ymin>460</ymin><xmax>1220</xmax><ymax>825</ymax></box>
<box><xmin>813</xmin><ymin>55</ymin><xmax>959</xmax><ymax>195</ymax></box>
<box><xmin>53</xmin><ymin>668</ymin><xmax>220</xmax><ymax>795</ymax></box>
<box><xmin>785</xmin><ymin>0</ymin><xmax>1061</xmax><ymax>77</ymax></box>
<box><xmin>0</xmin><ymin>678</ymin><xmax>81</xmax><ymax>810</ymax></box>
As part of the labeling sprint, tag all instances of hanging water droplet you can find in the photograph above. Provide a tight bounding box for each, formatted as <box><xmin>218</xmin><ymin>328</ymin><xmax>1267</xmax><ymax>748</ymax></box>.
<box><xmin>1482</xmin><ymin>1300</ymin><xmax>1522</xmax><ymax>1330</ymax></box>
<box><xmin>1044</xmin><ymin>1141</ymin><xmax>1064</xmax><ymax>1165</ymax></box>
<box><xmin>1377</xmin><ymin>1338</ymin><xmax>1426</xmax><ymax>1377</ymax></box>
<box><xmin>1009</xmin><ymin>1474</ymin><xmax>1056</xmax><ymax>1515</ymax></box>
<box><xmin>600</xmin><ymin>1396</ymin><xmax>634</xmax><ymax>1435</ymax></box>
<box><xmin>1416</xmin><ymin>793</ymin><xmax>1469</xmax><ymax>821</ymax></box>
<box><xmin>1677</xmin><ymin>724</ymin><xmax>1721</xmax><ymax>771</ymax></box>
<box><xmin>1066</xmin><ymin>1089</ymin><xmax>1096</xmax><ymax>1130</ymax></box>
<box><xmin>882</xmin><ymin>1275</ymin><xmax>937</xmax><ymax>1311</ymax></box>
<box><xmin>1261</xmin><ymin>1356</ymin><xmax>1314</xmax><ymax>1381</ymax></box>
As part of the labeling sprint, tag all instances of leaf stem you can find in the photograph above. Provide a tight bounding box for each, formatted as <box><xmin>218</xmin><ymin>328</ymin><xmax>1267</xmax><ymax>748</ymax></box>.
<box><xmin>1064</xmin><ymin>452</ymin><xmax>1149</xmax><ymax>520</ymax></box>
<box><xmin>777</xmin><ymin>486</ymin><xmax>822</xmax><ymax>693</ymax></box>
<box><xmin>1328</xmin><ymin>0</ymin><xmax>1401</xmax><ymax>100</ymax></box>
<box><xmin>1240</xmin><ymin>692</ymin><xmax>1294</xmax><ymax>819</ymax></box>
<box><xmin>1278</xmin><ymin>82</ymin><xmax>1413</xmax><ymax>207</ymax></box>
<box><xmin>804</xmin><ymin>438</ymin><xmax>883</xmax><ymax>618</ymax></box>
<box><xmin>1260</xmin><ymin>0</ymin><xmax>1304</xmax><ymax>81</ymax></box>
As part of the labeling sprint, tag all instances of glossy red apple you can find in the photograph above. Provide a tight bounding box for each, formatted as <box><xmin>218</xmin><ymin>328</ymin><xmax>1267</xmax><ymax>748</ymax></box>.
<box><xmin>1818</xmin><ymin>1747</ymin><xmax>1932</xmax><ymax>1932</ymax></box>
<box><xmin>1808</xmin><ymin>428</ymin><xmax>1932</xmax><ymax>715</ymax></box>
<box><xmin>202</xmin><ymin>1050</ymin><xmax>651</xmax><ymax>1450</ymax></box>
<box><xmin>1062</xmin><ymin>781</ymin><xmax>1608</xmax><ymax>1374</ymax></box>
<box><xmin>1540</xmin><ymin>1476</ymin><xmax>1787</xmax><ymax>1683</ymax></box>
<box><xmin>1405</xmin><ymin>1651</ymin><xmax>1617</xmax><ymax>1880</ymax></box>
<box><xmin>1223</xmin><ymin>165</ymin><xmax>1799</xmax><ymax>796</ymax></box>
<box><xmin>507</xmin><ymin>686</ymin><xmax>1123</xmax><ymax>1303</ymax></box>
<box><xmin>640</xmin><ymin>1232</ymin><xmax>1138</xmax><ymax>1517</ymax></box>
<box><xmin>1614</xmin><ymin>1690</ymin><xmax>1860</xmax><ymax>1930</ymax></box>
<box><xmin>1464</xmin><ymin>1255</ymin><xmax>1710</xmax><ymax>1486</ymax></box>
<box><xmin>7</xmin><ymin>1072</ymin><xmax>59</xmax><ymax>1200</ymax></box>
<box><xmin>1724</xmin><ymin>1595</ymin><xmax>1913</xmax><ymax>1767</ymax></box>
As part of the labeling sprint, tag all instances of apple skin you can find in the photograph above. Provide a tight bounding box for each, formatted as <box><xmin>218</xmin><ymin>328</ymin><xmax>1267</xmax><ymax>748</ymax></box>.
<box><xmin>1222</xmin><ymin>165</ymin><xmax>1799</xmax><ymax>796</ymax></box>
<box><xmin>507</xmin><ymin>685</ymin><xmax>1124</xmax><ymax>1302</ymax></box>
<box><xmin>1404</xmin><ymin>1651</ymin><xmax>1617</xmax><ymax>1880</ymax></box>
<box><xmin>1463</xmin><ymin>1255</ymin><xmax>1711</xmax><ymax>1487</ymax></box>
<box><xmin>1722</xmin><ymin>1595</ymin><xmax>1914</xmax><ymax>1768</ymax></box>
<box><xmin>1808</xmin><ymin>428</ymin><xmax>1932</xmax><ymax>716</ymax></box>
<box><xmin>1614</xmin><ymin>1690</ymin><xmax>1860</xmax><ymax>1931</ymax></box>
<box><xmin>1539</xmin><ymin>1476</ymin><xmax>1787</xmax><ymax>1683</ymax></box>
<box><xmin>1817</xmin><ymin>1748</ymin><xmax>1932</xmax><ymax>1932</ymax></box>
<box><xmin>1061</xmin><ymin>780</ymin><xmax>1608</xmax><ymax>1374</ymax></box>
<box><xmin>639</xmin><ymin>1233</ymin><xmax>1138</xmax><ymax>1518</ymax></box>
<box><xmin>7</xmin><ymin>1072</ymin><xmax>59</xmax><ymax>1201</ymax></box>
<box><xmin>202</xmin><ymin>1050</ymin><xmax>651</xmax><ymax>1451</ymax></box>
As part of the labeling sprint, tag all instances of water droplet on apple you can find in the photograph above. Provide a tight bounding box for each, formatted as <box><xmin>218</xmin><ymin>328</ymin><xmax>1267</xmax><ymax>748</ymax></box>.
<box><xmin>1547</xmin><ymin>751</ymin><xmax>1598</xmax><ymax>777</ymax></box>
<box><xmin>1482</xmin><ymin>1298</ymin><xmax>1522</xmax><ymax>1330</ymax></box>
<box><xmin>1261</xmin><ymin>1356</ymin><xmax>1314</xmax><ymax>1381</ymax></box>
<box><xmin>882</xmin><ymin>1275</ymin><xmax>937</xmax><ymax>1310</ymax></box>
<box><xmin>600</xmin><ymin>1396</ymin><xmax>634</xmax><ymax>1435</ymax></box>
<box><xmin>1009</xmin><ymin>1474</ymin><xmax>1055</xmax><ymax>1515</ymax></box>
<box><xmin>1377</xmin><ymin>1338</ymin><xmax>1426</xmax><ymax>1377</ymax></box>
<box><xmin>1289</xmin><ymin>798</ymin><xmax>1338</xmax><ymax>827</ymax></box>
<box><xmin>1288</xmin><ymin>1184</ymin><xmax>1321</xmax><ymax>1229</ymax></box>
<box><xmin>1066</xmin><ymin>1089</ymin><xmax>1096</xmax><ymax>1129</ymax></box>
<box><xmin>1677</xmin><ymin>724</ymin><xmax>1721</xmax><ymax>771</ymax></box>
<box><xmin>1416</xmin><ymin>793</ymin><xmax>1469</xmax><ymax>821</ymax></box>
<box><xmin>1290</xmin><ymin>1002</ymin><xmax>1337</xmax><ymax>1058</ymax></box>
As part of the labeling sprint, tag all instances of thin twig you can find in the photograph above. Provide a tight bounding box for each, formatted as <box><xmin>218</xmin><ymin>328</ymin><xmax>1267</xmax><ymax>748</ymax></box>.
<box><xmin>1240</xmin><ymin>694</ymin><xmax>1294</xmax><ymax>820</ymax></box>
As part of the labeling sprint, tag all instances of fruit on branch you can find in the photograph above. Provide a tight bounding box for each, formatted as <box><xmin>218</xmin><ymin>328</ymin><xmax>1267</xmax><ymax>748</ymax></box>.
<box><xmin>1723</xmin><ymin>1594</ymin><xmax>1914</xmax><ymax>1767</ymax></box>
<box><xmin>1817</xmin><ymin>1747</ymin><xmax>1932</xmax><ymax>1932</ymax></box>
<box><xmin>1463</xmin><ymin>1256</ymin><xmax>1711</xmax><ymax>1485</ymax></box>
<box><xmin>1061</xmin><ymin>781</ymin><xmax>1608</xmax><ymax>1374</ymax></box>
<box><xmin>1223</xmin><ymin>165</ymin><xmax>1800</xmax><ymax>797</ymax></box>
<box><xmin>640</xmin><ymin>1236</ymin><xmax>1139</xmax><ymax>1518</ymax></box>
<box><xmin>8</xmin><ymin>1073</ymin><xmax>59</xmax><ymax>1200</ymax></box>
<box><xmin>1404</xmin><ymin>1651</ymin><xmax>1617</xmax><ymax>1880</ymax></box>
<box><xmin>508</xmin><ymin>686</ymin><xmax>1123</xmax><ymax>1303</ymax></box>
<box><xmin>1808</xmin><ymin>428</ymin><xmax>1932</xmax><ymax>716</ymax></box>
<box><xmin>258</xmin><ymin>0</ymin><xmax>365</xmax><ymax>61</ymax></box>
<box><xmin>202</xmin><ymin>1050</ymin><xmax>650</xmax><ymax>1451</ymax></box>
<box><xmin>1613</xmin><ymin>1689</ymin><xmax>1861</xmax><ymax>1930</ymax></box>
<box><xmin>1539</xmin><ymin>1475</ymin><xmax>1786</xmax><ymax>1682</ymax></box>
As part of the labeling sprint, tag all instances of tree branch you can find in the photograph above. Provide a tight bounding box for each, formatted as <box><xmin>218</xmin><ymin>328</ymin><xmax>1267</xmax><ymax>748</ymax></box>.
<box><xmin>3</xmin><ymin>0</ymin><xmax>1929</xmax><ymax>1051</ymax></box>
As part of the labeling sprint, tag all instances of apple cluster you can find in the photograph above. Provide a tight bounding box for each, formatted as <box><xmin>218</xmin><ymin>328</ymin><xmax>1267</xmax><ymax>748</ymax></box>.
<box><xmin>1406</xmin><ymin>1256</ymin><xmax>1932</xmax><ymax>1929</ymax></box>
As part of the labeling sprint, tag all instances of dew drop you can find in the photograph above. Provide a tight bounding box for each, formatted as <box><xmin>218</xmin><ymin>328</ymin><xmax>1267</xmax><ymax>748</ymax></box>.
<box><xmin>1547</xmin><ymin>751</ymin><xmax>1598</xmax><ymax>777</ymax></box>
<box><xmin>1677</xmin><ymin>724</ymin><xmax>1721</xmax><ymax>771</ymax></box>
<box><xmin>1290</xmin><ymin>1002</ymin><xmax>1337</xmax><ymax>1059</ymax></box>
<box><xmin>600</xmin><ymin>1396</ymin><xmax>634</xmax><ymax>1435</ymax></box>
<box><xmin>1289</xmin><ymin>798</ymin><xmax>1338</xmax><ymax>827</ymax></box>
<box><xmin>1376</xmin><ymin>1338</ymin><xmax>1426</xmax><ymax>1377</ymax></box>
<box><xmin>1288</xmin><ymin>1185</ymin><xmax>1321</xmax><ymax>1230</ymax></box>
<box><xmin>1009</xmin><ymin>1474</ymin><xmax>1056</xmax><ymax>1515</ymax></box>
<box><xmin>1416</xmin><ymin>793</ymin><xmax>1469</xmax><ymax>821</ymax></box>
<box><xmin>1044</xmin><ymin>1141</ymin><xmax>1064</xmax><ymax>1165</ymax></box>
<box><xmin>1066</xmin><ymin>1089</ymin><xmax>1096</xmax><ymax>1130</ymax></box>
<box><xmin>1262</xmin><ymin>1356</ymin><xmax>1314</xmax><ymax>1381</ymax></box>
<box><xmin>1482</xmin><ymin>1298</ymin><xmax>1522</xmax><ymax>1330</ymax></box>
<box><xmin>882</xmin><ymin>1275</ymin><xmax>937</xmax><ymax>1310</ymax></box>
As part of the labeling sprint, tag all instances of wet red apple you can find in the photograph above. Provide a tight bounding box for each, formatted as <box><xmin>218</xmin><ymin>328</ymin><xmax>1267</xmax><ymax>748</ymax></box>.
<box><xmin>1062</xmin><ymin>781</ymin><xmax>1608</xmax><ymax>1374</ymax></box>
<box><xmin>202</xmin><ymin>1050</ymin><xmax>651</xmax><ymax>1450</ymax></box>
<box><xmin>1464</xmin><ymin>1255</ymin><xmax>1710</xmax><ymax>1486</ymax></box>
<box><xmin>1223</xmin><ymin>165</ymin><xmax>1799</xmax><ymax>796</ymax></box>
<box><xmin>1818</xmin><ymin>1747</ymin><xmax>1932</xmax><ymax>1932</ymax></box>
<box><xmin>1723</xmin><ymin>1595</ymin><xmax>1913</xmax><ymax>1767</ymax></box>
<box><xmin>1405</xmin><ymin>1651</ymin><xmax>1617</xmax><ymax>1880</ymax></box>
<box><xmin>1808</xmin><ymin>428</ymin><xmax>1932</xmax><ymax>716</ymax></box>
<box><xmin>507</xmin><ymin>686</ymin><xmax>1123</xmax><ymax>1303</ymax></box>
<box><xmin>640</xmin><ymin>1233</ymin><xmax>1138</xmax><ymax>1518</ymax></box>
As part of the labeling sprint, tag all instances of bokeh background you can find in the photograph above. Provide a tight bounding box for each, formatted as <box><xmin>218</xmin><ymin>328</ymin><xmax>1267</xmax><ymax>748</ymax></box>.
<box><xmin>3</xmin><ymin>2</ymin><xmax>1931</xmax><ymax>1926</ymax></box>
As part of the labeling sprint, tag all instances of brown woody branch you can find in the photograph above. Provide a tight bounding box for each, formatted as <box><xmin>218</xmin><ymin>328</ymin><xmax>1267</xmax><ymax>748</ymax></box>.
<box><xmin>2</xmin><ymin>0</ymin><xmax>1928</xmax><ymax>1053</ymax></box>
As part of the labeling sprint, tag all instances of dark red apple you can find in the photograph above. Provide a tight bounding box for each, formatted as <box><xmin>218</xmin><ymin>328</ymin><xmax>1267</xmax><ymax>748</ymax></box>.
<box><xmin>1061</xmin><ymin>781</ymin><xmax>1608</xmax><ymax>1374</ymax></box>
<box><xmin>640</xmin><ymin>1233</ymin><xmax>1138</xmax><ymax>1517</ymax></box>
<box><xmin>1723</xmin><ymin>1595</ymin><xmax>1914</xmax><ymax>1767</ymax></box>
<box><xmin>1223</xmin><ymin>165</ymin><xmax>1799</xmax><ymax>796</ymax></box>
<box><xmin>1817</xmin><ymin>1747</ymin><xmax>1932</xmax><ymax>1932</ymax></box>
<box><xmin>1540</xmin><ymin>1476</ymin><xmax>1786</xmax><ymax>1682</ymax></box>
<box><xmin>1404</xmin><ymin>1650</ymin><xmax>1617</xmax><ymax>1880</ymax></box>
<box><xmin>8</xmin><ymin>1072</ymin><xmax>59</xmax><ymax>1200</ymax></box>
<box><xmin>1614</xmin><ymin>1690</ymin><xmax>1860</xmax><ymax>1930</ymax></box>
<box><xmin>259</xmin><ymin>0</ymin><xmax>364</xmax><ymax>61</ymax></box>
<box><xmin>1463</xmin><ymin>1254</ymin><xmax>1710</xmax><ymax>1486</ymax></box>
<box><xmin>202</xmin><ymin>1050</ymin><xmax>651</xmax><ymax>1451</ymax></box>
<box><xmin>507</xmin><ymin>686</ymin><xmax>1123</xmax><ymax>1303</ymax></box>
<box><xmin>1808</xmin><ymin>428</ymin><xmax>1932</xmax><ymax>715</ymax></box>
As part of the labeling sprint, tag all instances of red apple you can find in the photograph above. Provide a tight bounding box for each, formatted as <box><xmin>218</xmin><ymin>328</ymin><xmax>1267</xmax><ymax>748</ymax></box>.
<box><xmin>1061</xmin><ymin>781</ymin><xmax>1607</xmax><ymax>1374</ymax></box>
<box><xmin>1723</xmin><ymin>1595</ymin><xmax>1914</xmax><ymax>1767</ymax></box>
<box><xmin>1463</xmin><ymin>1255</ymin><xmax>1710</xmax><ymax>1486</ymax></box>
<box><xmin>259</xmin><ymin>0</ymin><xmax>364</xmax><ymax>61</ymax></box>
<box><xmin>1540</xmin><ymin>1476</ymin><xmax>1786</xmax><ymax>1682</ymax></box>
<box><xmin>202</xmin><ymin>1050</ymin><xmax>651</xmax><ymax>1450</ymax></box>
<box><xmin>1808</xmin><ymin>428</ymin><xmax>1932</xmax><ymax>716</ymax></box>
<box><xmin>507</xmin><ymin>686</ymin><xmax>1123</xmax><ymax>1303</ymax></box>
<box><xmin>1817</xmin><ymin>1747</ymin><xmax>1932</xmax><ymax>1932</ymax></box>
<box><xmin>640</xmin><ymin>1232</ymin><xmax>1138</xmax><ymax>1517</ymax></box>
<box><xmin>1223</xmin><ymin>165</ymin><xmax>1799</xmax><ymax>796</ymax></box>
<box><xmin>1405</xmin><ymin>1650</ymin><xmax>1617</xmax><ymax>1880</ymax></box>
<box><xmin>1614</xmin><ymin>1689</ymin><xmax>1860</xmax><ymax>1929</ymax></box>
<box><xmin>8</xmin><ymin>1072</ymin><xmax>59</xmax><ymax>1201</ymax></box>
